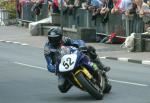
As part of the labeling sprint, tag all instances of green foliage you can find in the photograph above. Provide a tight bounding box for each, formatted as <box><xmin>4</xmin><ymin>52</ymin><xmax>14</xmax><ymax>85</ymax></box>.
<box><xmin>0</xmin><ymin>1</ymin><xmax>16</xmax><ymax>19</ymax></box>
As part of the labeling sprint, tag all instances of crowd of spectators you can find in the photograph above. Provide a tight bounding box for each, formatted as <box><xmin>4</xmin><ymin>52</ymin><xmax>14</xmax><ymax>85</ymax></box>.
<box><xmin>16</xmin><ymin>0</ymin><xmax>150</xmax><ymax>33</ymax></box>
<box><xmin>17</xmin><ymin>0</ymin><xmax>150</xmax><ymax>19</ymax></box>
<box><xmin>88</xmin><ymin>0</ymin><xmax>150</xmax><ymax>31</ymax></box>
<box><xmin>17</xmin><ymin>0</ymin><xmax>45</xmax><ymax>18</ymax></box>
<box><xmin>84</xmin><ymin>0</ymin><xmax>150</xmax><ymax>19</ymax></box>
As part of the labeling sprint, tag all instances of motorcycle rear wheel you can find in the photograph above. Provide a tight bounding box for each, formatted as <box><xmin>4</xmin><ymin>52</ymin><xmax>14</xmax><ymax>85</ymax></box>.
<box><xmin>103</xmin><ymin>80</ymin><xmax>112</xmax><ymax>93</ymax></box>
<box><xmin>103</xmin><ymin>73</ymin><xmax>112</xmax><ymax>93</ymax></box>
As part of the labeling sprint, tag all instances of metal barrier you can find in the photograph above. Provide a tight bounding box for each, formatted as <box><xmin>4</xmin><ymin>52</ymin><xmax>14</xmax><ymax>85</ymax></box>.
<box><xmin>19</xmin><ymin>5</ymin><xmax>149</xmax><ymax>37</ymax></box>
<box><xmin>62</xmin><ymin>8</ymin><xmax>149</xmax><ymax>37</ymax></box>
<box><xmin>19</xmin><ymin>3</ymin><xmax>48</xmax><ymax>22</ymax></box>
<box><xmin>0</xmin><ymin>9</ymin><xmax>9</xmax><ymax>25</ymax></box>
<box><xmin>125</xmin><ymin>15</ymin><xmax>145</xmax><ymax>36</ymax></box>
<box><xmin>62</xmin><ymin>9</ymin><xmax>108</xmax><ymax>34</ymax></box>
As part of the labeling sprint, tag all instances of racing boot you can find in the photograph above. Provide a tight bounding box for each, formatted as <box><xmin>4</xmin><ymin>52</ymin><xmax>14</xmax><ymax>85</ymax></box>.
<box><xmin>93</xmin><ymin>57</ymin><xmax>110</xmax><ymax>72</ymax></box>
<box><xmin>91</xmin><ymin>62</ymin><xmax>104</xmax><ymax>91</ymax></box>
<box><xmin>86</xmin><ymin>45</ymin><xmax>110</xmax><ymax>72</ymax></box>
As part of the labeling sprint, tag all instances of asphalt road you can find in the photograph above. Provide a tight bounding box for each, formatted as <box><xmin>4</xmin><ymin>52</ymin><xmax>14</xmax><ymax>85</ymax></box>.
<box><xmin>0</xmin><ymin>42</ymin><xmax>150</xmax><ymax>103</ymax></box>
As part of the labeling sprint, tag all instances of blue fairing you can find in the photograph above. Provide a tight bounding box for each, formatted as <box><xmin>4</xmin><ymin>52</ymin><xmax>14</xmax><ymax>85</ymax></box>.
<box><xmin>75</xmin><ymin>51</ymin><xmax>95</xmax><ymax>74</ymax></box>
<box><xmin>56</xmin><ymin>47</ymin><xmax>94</xmax><ymax>74</ymax></box>
<box><xmin>71</xmin><ymin>40</ymin><xmax>86</xmax><ymax>48</ymax></box>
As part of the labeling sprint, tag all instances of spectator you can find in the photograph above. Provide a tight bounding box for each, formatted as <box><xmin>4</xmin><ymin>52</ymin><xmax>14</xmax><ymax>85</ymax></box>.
<box><xmin>31</xmin><ymin>0</ymin><xmax>44</xmax><ymax>3</ymax></box>
<box><xmin>85</xmin><ymin>0</ymin><xmax>103</xmax><ymax>10</ymax></box>
<box><xmin>134</xmin><ymin>0</ymin><xmax>150</xmax><ymax>32</ymax></box>
<box><xmin>31</xmin><ymin>0</ymin><xmax>44</xmax><ymax>16</ymax></box>
<box><xmin>52</xmin><ymin>0</ymin><xmax>60</xmax><ymax>13</ymax></box>
<box><xmin>125</xmin><ymin>1</ymin><xmax>137</xmax><ymax>16</ymax></box>
<box><xmin>91</xmin><ymin>0</ymin><xmax>103</xmax><ymax>8</ymax></box>
<box><xmin>99</xmin><ymin>0</ymin><xmax>113</xmax><ymax>23</ymax></box>
<box><xmin>48</xmin><ymin>0</ymin><xmax>53</xmax><ymax>14</ymax></box>
<box><xmin>63</xmin><ymin>0</ymin><xmax>82</xmax><ymax>15</ymax></box>
<box><xmin>84</xmin><ymin>0</ymin><xmax>113</xmax><ymax>22</ymax></box>
<box><xmin>85</xmin><ymin>0</ymin><xmax>103</xmax><ymax>20</ymax></box>
<box><xmin>111</xmin><ymin>0</ymin><xmax>122</xmax><ymax>14</ymax></box>
<box><xmin>148</xmin><ymin>0</ymin><xmax>150</xmax><ymax>6</ymax></box>
<box><xmin>16</xmin><ymin>0</ymin><xmax>22</xmax><ymax>18</ymax></box>
<box><xmin>119</xmin><ymin>0</ymin><xmax>133</xmax><ymax>13</ymax></box>
<box><xmin>143</xmin><ymin>0</ymin><xmax>148</xmax><ymax>3</ymax></box>
<box><xmin>100</xmin><ymin>0</ymin><xmax>111</xmax><ymax>15</ymax></box>
<box><xmin>134</xmin><ymin>0</ymin><xmax>150</xmax><ymax>17</ymax></box>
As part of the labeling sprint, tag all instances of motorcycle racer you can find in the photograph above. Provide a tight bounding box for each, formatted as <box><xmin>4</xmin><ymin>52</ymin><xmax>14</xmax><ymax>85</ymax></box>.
<box><xmin>44</xmin><ymin>27</ymin><xmax>110</xmax><ymax>93</ymax></box>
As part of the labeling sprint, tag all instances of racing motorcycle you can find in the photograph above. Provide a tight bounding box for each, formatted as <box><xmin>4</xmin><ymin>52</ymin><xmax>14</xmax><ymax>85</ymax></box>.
<box><xmin>56</xmin><ymin>46</ymin><xmax>111</xmax><ymax>100</ymax></box>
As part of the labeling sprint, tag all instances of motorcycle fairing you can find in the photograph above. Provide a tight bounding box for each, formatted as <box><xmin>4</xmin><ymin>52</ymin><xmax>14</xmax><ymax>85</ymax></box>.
<box><xmin>72</xmin><ymin>66</ymin><xmax>93</xmax><ymax>88</ymax></box>
<box><xmin>59</xmin><ymin>54</ymin><xmax>77</xmax><ymax>72</ymax></box>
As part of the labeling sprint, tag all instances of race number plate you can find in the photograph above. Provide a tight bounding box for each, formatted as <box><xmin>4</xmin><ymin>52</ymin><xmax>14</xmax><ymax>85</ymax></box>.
<box><xmin>59</xmin><ymin>54</ymin><xmax>77</xmax><ymax>72</ymax></box>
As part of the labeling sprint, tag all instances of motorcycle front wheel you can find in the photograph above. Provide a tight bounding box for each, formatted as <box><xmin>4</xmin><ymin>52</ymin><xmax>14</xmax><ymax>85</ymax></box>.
<box><xmin>76</xmin><ymin>72</ymin><xmax>103</xmax><ymax>100</ymax></box>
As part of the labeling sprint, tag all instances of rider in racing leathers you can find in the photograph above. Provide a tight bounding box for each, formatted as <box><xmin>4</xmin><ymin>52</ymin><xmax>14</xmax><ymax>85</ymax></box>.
<box><xmin>44</xmin><ymin>27</ymin><xmax>110</xmax><ymax>93</ymax></box>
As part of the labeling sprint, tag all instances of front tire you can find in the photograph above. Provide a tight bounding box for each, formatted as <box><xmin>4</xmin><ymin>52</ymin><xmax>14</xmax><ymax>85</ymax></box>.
<box><xmin>76</xmin><ymin>72</ymin><xmax>103</xmax><ymax>100</ymax></box>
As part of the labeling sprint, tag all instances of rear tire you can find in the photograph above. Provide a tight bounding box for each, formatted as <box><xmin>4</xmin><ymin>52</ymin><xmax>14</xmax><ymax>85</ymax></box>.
<box><xmin>103</xmin><ymin>74</ymin><xmax>112</xmax><ymax>93</ymax></box>
<box><xmin>104</xmin><ymin>81</ymin><xmax>112</xmax><ymax>93</ymax></box>
<box><xmin>76</xmin><ymin>72</ymin><xmax>103</xmax><ymax>100</ymax></box>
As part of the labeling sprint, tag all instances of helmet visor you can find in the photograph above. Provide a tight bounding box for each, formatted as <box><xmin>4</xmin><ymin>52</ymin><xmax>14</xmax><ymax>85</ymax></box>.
<box><xmin>48</xmin><ymin>36</ymin><xmax>62</xmax><ymax>45</ymax></box>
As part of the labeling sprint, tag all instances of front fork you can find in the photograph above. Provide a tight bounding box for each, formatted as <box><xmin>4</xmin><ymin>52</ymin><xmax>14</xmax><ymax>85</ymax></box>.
<box><xmin>72</xmin><ymin>67</ymin><xmax>93</xmax><ymax>88</ymax></box>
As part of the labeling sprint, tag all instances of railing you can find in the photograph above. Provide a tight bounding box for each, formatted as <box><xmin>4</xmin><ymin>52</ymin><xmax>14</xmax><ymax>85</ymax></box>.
<box><xmin>0</xmin><ymin>9</ymin><xmax>9</xmax><ymax>25</ymax></box>
<box><xmin>17</xmin><ymin>4</ymin><xmax>149</xmax><ymax>37</ymax></box>
<box><xmin>61</xmin><ymin>8</ymin><xmax>149</xmax><ymax>37</ymax></box>
<box><xmin>0</xmin><ymin>0</ymin><xmax>17</xmax><ymax>26</ymax></box>
<box><xmin>18</xmin><ymin>3</ymin><xmax>48</xmax><ymax>22</ymax></box>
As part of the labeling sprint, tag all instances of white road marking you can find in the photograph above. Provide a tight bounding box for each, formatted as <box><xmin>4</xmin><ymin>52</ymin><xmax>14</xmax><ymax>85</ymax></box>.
<box><xmin>14</xmin><ymin>62</ymin><xmax>149</xmax><ymax>87</ymax></box>
<box><xmin>0</xmin><ymin>40</ymin><xmax>29</xmax><ymax>46</ymax></box>
<box><xmin>13</xmin><ymin>42</ymin><xmax>20</xmax><ymax>44</ymax></box>
<box><xmin>110</xmin><ymin>79</ymin><xmax>149</xmax><ymax>87</ymax></box>
<box><xmin>5</xmin><ymin>41</ymin><xmax>11</xmax><ymax>43</ymax></box>
<box><xmin>99</xmin><ymin>57</ymin><xmax>107</xmax><ymax>59</ymax></box>
<box><xmin>21</xmin><ymin>43</ymin><xmax>29</xmax><ymax>46</ymax></box>
<box><xmin>118</xmin><ymin>58</ymin><xmax>130</xmax><ymax>61</ymax></box>
<box><xmin>14</xmin><ymin>62</ymin><xmax>47</xmax><ymax>70</ymax></box>
<box><xmin>142</xmin><ymin>61</ymin><xmax>150</xmax><ymax>65</ymax></box>
<box><xmin>0</xmin><ymin>40</ymin><xmax>4</xmax><ymax>42</ymax></box>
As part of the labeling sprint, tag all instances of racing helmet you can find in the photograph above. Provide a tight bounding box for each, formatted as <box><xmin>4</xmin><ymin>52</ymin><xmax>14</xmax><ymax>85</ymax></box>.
<box><xmin>48</xmin><ymin>27</ymin><xmax>62</xmax><ymax>47</ymax></box>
